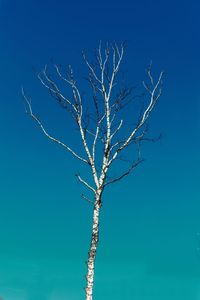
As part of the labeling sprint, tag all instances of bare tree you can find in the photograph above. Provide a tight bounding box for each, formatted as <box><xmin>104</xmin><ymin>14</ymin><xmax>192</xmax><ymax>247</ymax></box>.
<box><xmin>22</xmin><ymin>42</ymin><xmax>163</xmax><ymax>300</ymax></box>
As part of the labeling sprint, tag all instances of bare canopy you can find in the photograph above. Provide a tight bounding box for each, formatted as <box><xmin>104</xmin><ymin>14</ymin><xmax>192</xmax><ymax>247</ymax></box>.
<box><xmin>23</xmin><ymin>42</ymin><xmax>163</xmax><ymax>300</ymax></box>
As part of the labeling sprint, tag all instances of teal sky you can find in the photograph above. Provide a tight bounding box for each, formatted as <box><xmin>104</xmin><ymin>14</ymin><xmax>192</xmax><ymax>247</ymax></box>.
<box><xmin>0</xmin><ymin>0</ymin><xmax>200</xmax><ymax>299</ymax></box>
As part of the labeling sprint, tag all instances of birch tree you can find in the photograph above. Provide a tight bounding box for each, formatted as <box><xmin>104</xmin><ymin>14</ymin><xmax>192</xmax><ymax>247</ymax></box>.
<box><xmin>22</xmin><ymin>43</ymin><xmax>163</xmax><ymax>300</ymax></box>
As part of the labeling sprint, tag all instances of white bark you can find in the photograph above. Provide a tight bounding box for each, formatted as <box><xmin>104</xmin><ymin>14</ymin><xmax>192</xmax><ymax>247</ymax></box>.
<box><xmin>85</xmin><ymin>192</ymin><xmax>102</xmax><ymax>300</ymax></box>
<box><xmin>23</xmin><ymin>43</ymin><xmax>163</xmax><ymax>300</ymax></box>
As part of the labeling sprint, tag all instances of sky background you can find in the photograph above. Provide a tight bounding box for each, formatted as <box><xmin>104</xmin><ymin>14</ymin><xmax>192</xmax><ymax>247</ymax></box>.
<box><xmin>0</xmin><ymin>0</ymin><xmax>200</xmax><ymax>299</ymax></box>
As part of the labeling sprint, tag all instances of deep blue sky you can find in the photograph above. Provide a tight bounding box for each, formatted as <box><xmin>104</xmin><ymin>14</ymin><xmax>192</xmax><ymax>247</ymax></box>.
<box><xmin>0</xmin><ymin>0</ymin><xmax>200</xmax><ymax>299</ymax></box>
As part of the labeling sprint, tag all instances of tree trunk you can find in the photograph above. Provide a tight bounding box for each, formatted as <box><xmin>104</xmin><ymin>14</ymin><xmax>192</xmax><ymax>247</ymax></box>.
<box><xmin>85</xmin><ymin>192</ymin><xmax>102</xmax><ymax>300</ymax></box>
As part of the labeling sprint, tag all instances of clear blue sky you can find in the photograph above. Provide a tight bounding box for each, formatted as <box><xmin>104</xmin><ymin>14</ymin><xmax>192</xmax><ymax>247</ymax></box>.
<box><xmin>0</xmin><ymin>0</ymin><xmax>200</xmax><ymax>299</ymax></box>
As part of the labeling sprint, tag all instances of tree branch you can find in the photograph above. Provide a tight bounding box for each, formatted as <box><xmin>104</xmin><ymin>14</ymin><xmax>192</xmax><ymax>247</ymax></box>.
<box><xmin>105</xmin><ymin>158</ymin><xmax>144</xmax><ymax>187</ymax></box>
<box><xmin>22</xmin><ymin>88</ymin><xmax>89</xmax><ymax>165</ymax></box>
<box><xmin>108</xmin><ymin>69</ymin><xmax>164</xmax><ymax>166</ymax></box>
<box><xmin>55</xmin><ymin>65</ymin><xmax>100</xmax><ymax>188</ymax></box>
<box><xmin>76</xmin><ymin>174</ymin><xmax>96</xmax><ymax>193</ymax></box>
<box><xmin>38</xmin><ymin>66</ymin><xmax>78</xmax><ymax>114</ymax></box>
<box><xmin>81</xmin><ymin>194</ymin><xmax>95</xmax><ymax>205</ymax></box>
<box><xmin>110</xmin><ymin>119</ymin><xmax>123</xmax><ymax>140</ymax></box>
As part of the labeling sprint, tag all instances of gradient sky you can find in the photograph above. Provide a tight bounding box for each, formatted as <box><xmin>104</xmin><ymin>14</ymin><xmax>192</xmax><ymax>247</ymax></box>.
<box><xmin>0</xmin><ymin>0</ymin><xmax>200</xmax><ymax>299</ymax></box>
